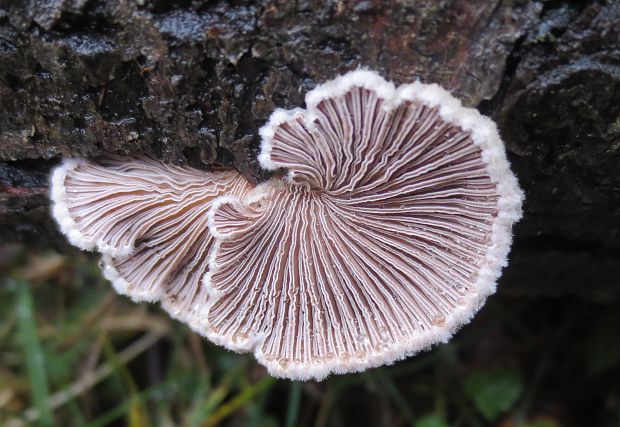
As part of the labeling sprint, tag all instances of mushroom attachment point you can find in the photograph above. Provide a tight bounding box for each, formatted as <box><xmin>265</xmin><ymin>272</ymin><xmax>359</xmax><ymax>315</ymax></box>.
<box><xmin>50</xmin><ymin>155</ymin><xmax>252</xmax><ymax>328</ymax></box>
<box><xmin>205</xmin><ymin>70</ymin><xmax>523</xmax><ymax>380</ymax></box>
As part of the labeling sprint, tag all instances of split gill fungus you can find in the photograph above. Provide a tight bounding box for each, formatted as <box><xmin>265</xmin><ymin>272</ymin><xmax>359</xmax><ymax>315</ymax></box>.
<box><xmin>50</xmin><ymin>70</ymin><xmax>523</xmax><ymax>380</ymax></box>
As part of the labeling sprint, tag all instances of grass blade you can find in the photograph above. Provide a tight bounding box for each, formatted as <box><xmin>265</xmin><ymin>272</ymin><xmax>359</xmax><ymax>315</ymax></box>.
<box><xmin>285</xmin><ymin>382</ymin><xmax>302</xmax><ymax>427</ymax></box>
<box><xmin>202</xmin><ymin>375</ymin><xmax>276</xmax><ymax>427</ymax></box>
<box><xmin>102</xmin><ymin>337</ymin><xmax>153</xmax><ymax>427</ymax></box>
<box><xmin>15</xmin><ymin>280</ymin><xmax>54</xmax><ymax>426</ymax></box>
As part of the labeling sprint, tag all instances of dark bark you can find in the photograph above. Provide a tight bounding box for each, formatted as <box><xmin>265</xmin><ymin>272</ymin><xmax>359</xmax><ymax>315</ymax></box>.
<box><xmin>0</xmin><ymin>0</ymin><xmax>618</xmax><ymax>299</ymax></box>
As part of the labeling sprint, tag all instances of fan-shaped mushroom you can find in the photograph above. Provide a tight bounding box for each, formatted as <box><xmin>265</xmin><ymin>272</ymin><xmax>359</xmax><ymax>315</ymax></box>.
<box><xmin>50</xmin><ymin>155</ymin><xmax>252</xmax><ymax>328</ymax></box>
<box><xmin>205</xmin><ymin>70</ymin><xmax>523</xmax><ymax>380</ymax></box>
<box><xmin>50</xmin><ymin>71</ymin><xmax>522</xmax><ymax>381</ymax></box>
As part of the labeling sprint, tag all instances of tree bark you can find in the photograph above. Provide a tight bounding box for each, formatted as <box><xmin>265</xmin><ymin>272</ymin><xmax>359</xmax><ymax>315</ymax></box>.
<box><xmin>1</xmin><ymin>0</ymin><xmax>618</xmax><ymax>299</ymax></box>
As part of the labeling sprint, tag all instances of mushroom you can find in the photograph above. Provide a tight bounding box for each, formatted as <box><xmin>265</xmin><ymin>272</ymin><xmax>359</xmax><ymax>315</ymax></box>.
<box><xmin>204</xmin><ymin>70</ymin><xmax>523</xmax><ymax>380</ymax></box>
<box><xmin>49</xmin><ymin>70</ymin><xmax>523</xmax><ymax>381</ymax></box>
<box><xmin>50</xmin><ymin>155</ymin><xmax>252</xmax><ymax>327</ymax></box>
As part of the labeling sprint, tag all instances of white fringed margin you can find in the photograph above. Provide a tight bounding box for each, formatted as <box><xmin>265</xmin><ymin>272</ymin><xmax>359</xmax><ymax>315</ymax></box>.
<box><xmin>50</xmin><ymin>158</ymin><xmax>93</xmax><ymax>251</ymax></box>
<box><xmin>50</xmin><ymin>158</ymin><xmax>163</xmax><ymax>303</ymax></box>
<box><xmin>50</xmin><ymin>158</ymin><xmax>170</xmax><ymax>308</ymax></box>
<box><xmin>49</xmin><ymin>157</ymin><xmax>242</xmax><ymax>341</ymax></box>
<box><xmin>49</xmin><ymin>156</ymin><xmax>252</xmax><ymax>342</ymax></box>
<box><xmin>258</xmin><ymin>69</ymin><xmax>397</xmax><ymax>173</ymax></box>
<box><xmin>99</xmin><ymin>255</ymin><xmax>164</xmax><ymax>303</ymax></box>
<box><xmin>49</xmin><ymin>158</ymin><xmax>134</xmax><ymax>258</ymax></box>
<box><xmin>210</xmin><ymin>69</ymin><xmax>524</xmax><ymax>381</ymax></box>
<box><xmin>102</xmin><ymin>250</ymin><xmax>210</xmax><ymax>332</ymax></box>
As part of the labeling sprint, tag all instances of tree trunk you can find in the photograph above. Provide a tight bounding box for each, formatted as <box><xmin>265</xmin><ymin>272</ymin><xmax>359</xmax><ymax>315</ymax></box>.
<box><xmin>1</xmin><ymin>0</ymin><xmax>618</xmax><ymax>299</ymax></box>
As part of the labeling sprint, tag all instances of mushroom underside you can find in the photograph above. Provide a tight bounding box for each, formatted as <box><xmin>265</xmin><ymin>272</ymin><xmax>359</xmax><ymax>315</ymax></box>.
<box><xmin>50</xmin><ymin>71</ymin><xmax>523</xmax><ymax>381</ymax></box>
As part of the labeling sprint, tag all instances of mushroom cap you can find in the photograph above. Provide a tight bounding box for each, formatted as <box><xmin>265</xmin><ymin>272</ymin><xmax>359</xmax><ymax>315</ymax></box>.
<box><xmin>205</xmin><ymin>70</ymin><xmax>523</xmax><ymax>380</ymax></box>
<box><xmin>50</xmin><ymin>155</ymin><xmax>252</xmax><ymax>328</ymax></box>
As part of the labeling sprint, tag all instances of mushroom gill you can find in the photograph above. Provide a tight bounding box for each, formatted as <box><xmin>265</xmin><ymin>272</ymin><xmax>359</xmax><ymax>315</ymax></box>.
<box><xmin>205</xmin><ymin>70</ymin><xmax>523</xmax><ymax>380</ymax></box>
<box><xmin>50</xmin><ymin>155</ymin><xmax>252</xmax><ymax>327</ymax></box>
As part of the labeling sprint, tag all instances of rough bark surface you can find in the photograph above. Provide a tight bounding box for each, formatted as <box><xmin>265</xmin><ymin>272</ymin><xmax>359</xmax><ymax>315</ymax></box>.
<box><xmin>0</xmin><ymin>0</ymin><xmax>618</xmax><ymax>298</ymax></box>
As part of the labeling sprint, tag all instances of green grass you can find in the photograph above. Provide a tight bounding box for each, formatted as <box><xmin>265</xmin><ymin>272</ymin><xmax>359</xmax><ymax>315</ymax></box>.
<box><xmin>0</xmin><ymin>246</ymin><xmax>619</xmax><ymax>426</ymax></box>
<box><xmin>284</xmin><ymin>381</ymin><xmax>302</xmax><ymax>427</ymax></box>
<box><xmin>15</xmin><ymin>280</ymin><xmax>54</xmax><ymax>426</ymax></box>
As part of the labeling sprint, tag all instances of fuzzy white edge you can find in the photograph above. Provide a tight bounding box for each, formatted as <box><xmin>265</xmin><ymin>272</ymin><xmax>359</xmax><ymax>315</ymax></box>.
<box><xmin>101</xmin><ymin>253</ymin><xmax>214</xmax><ymax>335</ymax></box>
<box><xmin>208</xmin><ymin>69</ymin><xmax>524</xmax><ymax>381</ymax></box>
<box><xmin>258</xmin><ymin>69</ymin><xmax>397</xmax><ymax>173</ymax></box>
<box><xmin>49</xmin><ymin>158</ymin><xmax>134</xmax><ymax>257</ymax></box>
<box><xmin>49</xmin><ymin>158</ymin><xmax>242</xmax><ymax>342</ymax></box>
<box><xmin>99</xmin><ymin>255</ymin><xmax>163</xmax><ymax>302</ymax></box>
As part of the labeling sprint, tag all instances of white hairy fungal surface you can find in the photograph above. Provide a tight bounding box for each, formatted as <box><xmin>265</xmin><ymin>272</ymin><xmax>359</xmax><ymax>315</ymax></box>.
<box><xmin>205</xmin><ymin>70</ymin><xmax>523</xmax><ymax>380</ymax></box>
